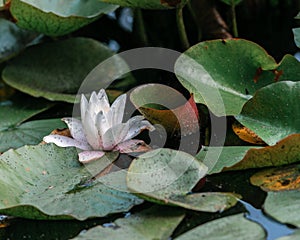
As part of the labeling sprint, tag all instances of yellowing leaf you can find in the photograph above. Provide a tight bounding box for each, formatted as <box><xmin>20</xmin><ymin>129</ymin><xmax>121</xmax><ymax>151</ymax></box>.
<box><xmin>250</xmin><ymin>164</ymin><xmax>300</xmax><ymax>191</ymax></box>
<box><xmin>232</xmin><ymin>121</ymin><xmax>265</xmax><ymax>145</ymax></box>
<box><xmin>226</xmin><ymin>134</ymin><xmax>300</xmax><ymax>171</ymax></box>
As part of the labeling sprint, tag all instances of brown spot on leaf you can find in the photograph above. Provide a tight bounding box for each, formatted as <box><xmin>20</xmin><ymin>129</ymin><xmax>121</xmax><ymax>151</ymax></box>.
<box><xmin>272</xmin><ymin>69</ymin><xmax>283</xmax><ymax>82</ymax></box>
<box><xmin>232</xmin><ymin>121</ymin><xmax>265</xmax><ymax>145</ymax></box>
<box><xmin>253</xmin><ymin>67</ymin><xmax>263</xmax><ymax>83</ymax></box>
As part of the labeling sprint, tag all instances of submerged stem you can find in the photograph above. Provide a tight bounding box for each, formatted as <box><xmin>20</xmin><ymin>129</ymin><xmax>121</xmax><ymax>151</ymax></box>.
<box><xmin>231</xmin><ymin>0</ymin><xmax>238</xmax><ymax>37</ymax></box>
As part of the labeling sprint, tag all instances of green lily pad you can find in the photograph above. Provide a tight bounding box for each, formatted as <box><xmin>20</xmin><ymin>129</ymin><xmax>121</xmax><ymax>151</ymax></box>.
<box><xmin>0</xmin><ymin>118</ymin><xmax>66</xmax><ymax>153</ymax></box>
<box><xmin>0</xmin><ymin>18</ymin><xmax>38</xmax><ymax>63</ymax></box>
<box><xmin>127</xmin><ymin>148</ymin><xmax>238</xmax><ymax>212</ymax></box>
<box><xmin>236</xmin><ymin>81</ymin><xmax>300</xmax><ymax>146</ymax></box>
<box><xmin>0</xmin><ymin>95</ymin><xmax>52</xmax><ymax>130</ymax></box>
<box><xmin>174</xmin><ymin>213</ymin><xmax>266</xmax><ymax>240</ymax></box>
<box><xmin>293</xmin><ymin>28</ymin><xmax>300</xmax><ymax>48</ymax></box>
<box><xmin>0</xmin><ymin>95</ymin><xmax>56</xmax><ymax>152</ymax></box>
<box><xmin>72</xmin><ymin>205</ymin><xmax>185</xmax><ymax>240</ymax></box>
<box><xmin>2</xmin><ymin>38</ymin><xmax>125</xmax><ymax>103</ymax></box>
<box><xmin>0</xmin><ymin>144</ymin><xmax>142</xmax><ymax>220</ymax></box>
<box><xmin>10</xmin><ymin>0</ymin><xmax>117</xmax><ymax>36</ymax></box>
<box><xmin>276</xmin><ymin>230</ymin><xmax>300</xmax><ymax>240</ymax></box>
<box><xmin>175</xmin><ymin>39</ymin><xmax>300</xmax><ymax>116</ymax></box>
<box><xmin>98</xmin><ymin>0</ymin><xmax>186</xmax><ymax>9</ymax></box>
<box><xmin>197</xmin><ymin>134</ymin><xmax>300</xmax><ymax>173</ymax></box>
<box><xmin>196</xmin><ymin>146</ymin><xmax>254</xmax><ymax>174</ymax></box>
<box><xmin>264</xmin><ymin>190</ymin><xmax>300</xmax><ymax>228</ymax></box>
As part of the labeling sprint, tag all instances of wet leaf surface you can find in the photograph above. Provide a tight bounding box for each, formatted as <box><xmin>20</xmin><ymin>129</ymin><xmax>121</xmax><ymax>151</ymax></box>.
<box><xmin>127</xmin><ymin>148</ymin><xmax>238</xmax><ymax>212</ymax></box>
<box><xmin>0</xmin><ymin>144</ymin><xmax>142</xmax><ymax>220</ymax></box>
<box><xmin>72</xmin><ymin>205</ymin><xmax>185</xmax><ymax>240</ymax></box>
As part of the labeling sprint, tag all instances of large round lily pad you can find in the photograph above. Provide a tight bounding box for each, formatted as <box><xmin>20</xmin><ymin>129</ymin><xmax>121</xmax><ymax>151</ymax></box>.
<box><xmin>0</xmin><ymin>144</ymin><xmax>142</xmax><ymax>220</ymax></box>
<box><xmin>2</xmin><ymin>38</ymin><xmax>125</xmax><ymax>103</ymax></box>
<box><xmin>175</xmin><ymin>39</ymin><xmax>300</xmax><ymax>116</ymax></box>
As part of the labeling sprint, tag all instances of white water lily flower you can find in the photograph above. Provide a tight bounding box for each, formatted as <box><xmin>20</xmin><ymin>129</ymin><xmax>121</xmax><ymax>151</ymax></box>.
<box><xmin>43</xmin><ymin>89</ymin><xmax>155</xmax><ymax>163</ymax></box>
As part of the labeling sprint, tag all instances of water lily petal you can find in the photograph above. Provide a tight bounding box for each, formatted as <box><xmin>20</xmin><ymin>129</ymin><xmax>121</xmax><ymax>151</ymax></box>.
<box><xmin>102</xmin><ymin>123</ymin><xmax>129</xmax><ymax>150</ymax></box>
<box><xmin>43</xmin><ymin>135</ymin><xmax>91</xmax><ymax>150</ymax></box>
<box><xmin>124</xmin><ymin>119</ymin><xmax>155</xmax><ymax>141</ymax></box>
<box><xmin>95</xmin><ymin>110</ymin><xmax>111</xmax><ymax>137</ymax></box>
<box><xmin>115</xmin><ymin>139</ymin><xmax>151</xmax><ymax>153</ymax></box>
<box><xmin>109</xmin><ymin>93</ymin><xmax>126</xmax><ymax>126</ymax></box>
<box><xmin>83</xmin><ymin>109</ymin><xmax>102</xmax><ymax>149</ymax></box>
<box><xmin>62</xmin><ymin>118</ymin><xmax>87</xmax><ymax>143</ymax></box>
<box><xmin>88</xmin><ymin>91</ymin><xmax>101</xmax><ymax>118</ymax></box>
<box><xmin>80</xmin><ymin>94</ymin><xmax>89</xmax><ymax>121</ymax></box>
<box><xmin>90</xmin><ymin>89</ymin><xmax>110</xmax><ymax>116</ymax></box>
<box><xmin>78</xmin><ymin>150</ymin><xmax>105</xmax><ymax>163</ymax></box>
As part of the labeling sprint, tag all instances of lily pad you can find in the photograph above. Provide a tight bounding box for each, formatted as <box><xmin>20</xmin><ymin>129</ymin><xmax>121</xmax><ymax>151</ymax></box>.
<box><xmin>0</xmin><ymin>95</ymin><xmax>56</xmax><ymax>152</ymax></box>
<box><xmin>72</xmin><ymin>205</ymin><xmax>185</xmax><ymax>240</ymax></box>
<box><xmin>250</xmin><ymin>164</ymin><xmax>300</xmax><ymax>192</ymax></box>
<box><xmin>196</xmin><ymin>146</ymin><xmax>254</xmax><ymax>174</ymax></box>
<box><xmin>0</xmin><ymin>18</ymin><xmax>38</xmax><ymax>63</ymax></box>
<box><xmin>197</xmin><ymin>134</ymin><xmax>300</xmax><ymax>173</ymax></box>
<box><xmin>175</xmin><ymin>39</ymin><xmax>300</xmax><ymax>116</ymax></box>
<box><xmin>0</xmin><ymin>144</ymin><xmax>142</xmax><ymax>220</ymax></box>
<box><xmin>127</xmin><ymin>148</ymin><xmax>238</xmax><ymax>212</ymax></box>
<box><xmin>10</xmin><ymin>0</ymin><xmax>118</xmax><ymax>36</ymax></box>
<box><xmin>174</xmin><ymin>213</ymin><xmax>266</xmax><ymax>240</ymax></box>
<box><xmin>293</xmin><ymin>28</ymin><xmax>300</xmax><ymax>48</ymax></box>
<box><xmin>0</xmin><ymin>118</ymin><xmax>66</xmax><ymax>153</ymax></box>
<box><xmin>130</xmin><ymin>84</ymin><xmax>199</xmax><ymax>136</ymax></box>
<box><xmin>2</xmin><ymin>38</ymin><xmax>126</xmax><ymax>103</ymax></box>
<box><xmin>264</xmin><ymin>190</ymin><xmax>300</xmax><ymax>228</ymax></box>
<box><xmin>98</xmin><ymin>0</ymin><xmax>187</xmax><ymax>9</ymax></box>
<box><xmin>276</xmin><ymin>230</ymin><xmax>300</xmax><ymax>240</ymax></box>
<box><xmin>236</xmin><ymin>81</ymin><xmax>300</xmax><ymax>146</ymax></box>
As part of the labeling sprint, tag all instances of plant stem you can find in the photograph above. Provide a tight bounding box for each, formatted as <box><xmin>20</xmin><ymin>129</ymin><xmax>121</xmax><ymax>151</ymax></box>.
<box><xmin>231</xmin><ymin>0</ymin><xmax>238</xmax><ymax>37</ymax></box>
<box><xmin>176</xmin><ymin>6</ymin><xmax>190</xmax><ymax>50</ymax></box>
<box><xmin>135</xmin><ymin>8</ymin><xmax>148</xmax><ymax>46</ymax></box>
<box><xmin>187</xmin><ymin>0</ymin><xmax>202</xmax><ymax>41</ymax></box>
